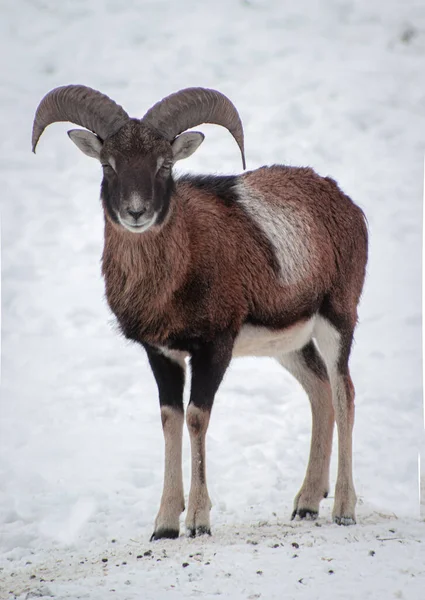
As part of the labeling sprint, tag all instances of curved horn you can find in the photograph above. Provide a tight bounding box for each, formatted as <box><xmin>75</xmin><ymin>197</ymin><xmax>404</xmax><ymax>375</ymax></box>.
<box><xmin>32</xmin><ymin>85</ymin><xmax>130</xmax><ymax>152</ymax></box>
<box><xmin>142</xmin><ymin>87</ymin><xmax>246</xmax><ymax>169</ymax></box>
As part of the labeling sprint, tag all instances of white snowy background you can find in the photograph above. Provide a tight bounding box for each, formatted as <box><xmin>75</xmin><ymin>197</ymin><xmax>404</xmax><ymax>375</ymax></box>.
<box><xmin>1</xmin><ymin>0</ymin><xmax>425</xmax><ymax>598</ymax></box>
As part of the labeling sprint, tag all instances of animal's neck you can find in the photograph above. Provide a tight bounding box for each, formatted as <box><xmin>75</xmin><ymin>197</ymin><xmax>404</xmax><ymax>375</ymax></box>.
<box><xmin>101</xmin><ymin>198</ymin><xmax>190</xmax><ymax>306</ymax></box>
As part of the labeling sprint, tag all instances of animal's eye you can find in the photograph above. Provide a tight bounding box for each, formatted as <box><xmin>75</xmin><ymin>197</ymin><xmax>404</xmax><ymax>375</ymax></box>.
<box><xmin>102</xmin><ymin>164</ymin><xmax>115</xmax><ymax>174</ymax></box>
<box><xmin>157</xmin><ymin>160</ymin><xmax>172</xmax><ymax>174</ymax></box>
<box><xmin>156</xmin><ymin>156</ymin><xmax>173</xmax><ymax>174</ymax></box>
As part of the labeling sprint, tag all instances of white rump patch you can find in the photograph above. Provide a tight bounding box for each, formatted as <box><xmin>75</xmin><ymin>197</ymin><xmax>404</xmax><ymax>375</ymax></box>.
<box><xmin>236</xmin><ymin>181</ymin><xmax>312</xmax><ymax>284</ymax></box>
<box><xmin>313</xmin><ymin>316</ymin><xmax>341</xmax><ymax>373</ymax></box>
<box><xmin>233</xmin><ymin>317</ymin><xmax>315</xmax><ymax>358</ymax></box>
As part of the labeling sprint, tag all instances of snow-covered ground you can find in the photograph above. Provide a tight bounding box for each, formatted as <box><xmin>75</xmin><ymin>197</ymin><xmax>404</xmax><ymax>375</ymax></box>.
<box><xmin>1</xmin><ymin>0</ymin><xmax>425</xmax><ymax>598</ymax></box>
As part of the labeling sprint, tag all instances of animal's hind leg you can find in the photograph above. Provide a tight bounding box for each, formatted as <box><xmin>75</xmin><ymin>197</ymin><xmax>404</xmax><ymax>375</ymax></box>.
<box><xmin>314</xmin><ymin>315</ymin><xmax>357</xmax><ymax>525</ymax></box>
<box><xmin>278</xmin><ymin>341</ymin><xmax>334</xmax><ymax>520</ymax></box>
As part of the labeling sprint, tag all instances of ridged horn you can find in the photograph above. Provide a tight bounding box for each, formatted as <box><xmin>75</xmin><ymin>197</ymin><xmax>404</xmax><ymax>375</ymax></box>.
<box><xmin>142</xmin><ymin>87</ymin><xmax>246</xmax><ymax>169</ymax></box>
<box><xmin>32</xmin><ymin>85</ymin><xmax>130</xmax><ymax>153</ymax></box>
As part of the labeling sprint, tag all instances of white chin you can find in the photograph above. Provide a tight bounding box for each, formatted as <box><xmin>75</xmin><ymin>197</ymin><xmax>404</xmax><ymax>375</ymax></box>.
<box><xmin>118</xmin><ymin>215</ymin><xmax>156</xmax><ymax>233</ymax></box>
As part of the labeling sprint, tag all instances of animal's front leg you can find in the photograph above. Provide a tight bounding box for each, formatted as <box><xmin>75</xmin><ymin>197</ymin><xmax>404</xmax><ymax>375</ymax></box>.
<box><xmin>185</xmin><ymin>334</ymin><xmax>234</xmax><ymax>537</ymax></box>
<box><xmin>145</xmin><ymin>346</ymin><xmax>186</xmax><ymax>540</ymax></box>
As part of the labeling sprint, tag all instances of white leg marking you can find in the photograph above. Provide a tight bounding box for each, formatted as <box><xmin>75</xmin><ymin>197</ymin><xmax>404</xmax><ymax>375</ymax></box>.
<box><xmin>279</xmin><ymin>348</ymin><xmax>334</xmax><ymax>518</ymax></box>
<box><xmin>185</xmin><ymin>405</ymin><xmax>212</xmax><ymax>536</ymax></box>
<box><xmin>314</xmin><ymin>317</ymin><xmax>357</xmax><ymax>524</ymax></box>
<box><xmin>157</xmin><ymin>347</ymin><xmax>188</xmax><ymax>369</ymax></box>
<box><xmin>152</xmin><ymin>406</ymin><xmax>185</xmax><ymax>538</ymax></box>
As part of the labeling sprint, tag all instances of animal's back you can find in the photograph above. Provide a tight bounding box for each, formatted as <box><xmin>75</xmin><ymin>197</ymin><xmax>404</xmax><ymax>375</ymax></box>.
<box><xmin>176</xmin><ymin>166</ymin><xmax>367</xmax><ymax>329</ymax></box>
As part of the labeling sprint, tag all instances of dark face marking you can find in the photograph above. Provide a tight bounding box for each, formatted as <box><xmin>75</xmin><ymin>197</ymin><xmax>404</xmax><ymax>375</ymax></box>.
<box><xmin>100</xmin><ymin>120</ymin><xmax>174</xmax><ymax>233</ymax></box>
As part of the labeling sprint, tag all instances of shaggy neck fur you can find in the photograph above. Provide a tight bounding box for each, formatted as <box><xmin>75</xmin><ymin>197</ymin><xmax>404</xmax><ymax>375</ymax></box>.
<box><xmin>101</xmin><ymin>194</ymin><xmax>190</xmax><ymax>340</ymax></box>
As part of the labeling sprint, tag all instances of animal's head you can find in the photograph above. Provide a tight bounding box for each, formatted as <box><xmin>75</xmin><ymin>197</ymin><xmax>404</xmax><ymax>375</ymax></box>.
<box><xmin>32</xmin><ymin>85</ymin><xmax>246</xmax><ymax>233</ymax></box>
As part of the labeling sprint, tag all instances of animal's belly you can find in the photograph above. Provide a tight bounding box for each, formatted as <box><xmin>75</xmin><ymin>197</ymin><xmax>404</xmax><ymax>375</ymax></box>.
<box><xmin>232</xmin><ymin>317</ymin><xmax>315</xmax><ymax>358</ymax></box>
<box><xmin>156</xmin><ymin>317</ymin><xmax>316</xmax><ymax>364</ymax></box>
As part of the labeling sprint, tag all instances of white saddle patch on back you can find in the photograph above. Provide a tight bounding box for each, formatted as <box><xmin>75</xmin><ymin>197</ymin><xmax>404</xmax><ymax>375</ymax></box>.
<box><xmin>235</xmin><ymin>181</ymin><xmax>312</xmax><ymax>284</ymax></box>
<box><xmin>233</xmin><ymin>317</ymin><xmax>315</xmax><ymax>358</ymax></box>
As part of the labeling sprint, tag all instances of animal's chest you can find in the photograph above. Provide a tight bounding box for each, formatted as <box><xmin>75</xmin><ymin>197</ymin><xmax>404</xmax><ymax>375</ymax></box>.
<box><xmin>104</xmin><ymin>254</ymin><xmax>218</xmax><ymax>345</ymax></box>
<box><xmin>103</xmin><ymin>264</ymin><xmax>178</xmax><ymax>343</ymax></box>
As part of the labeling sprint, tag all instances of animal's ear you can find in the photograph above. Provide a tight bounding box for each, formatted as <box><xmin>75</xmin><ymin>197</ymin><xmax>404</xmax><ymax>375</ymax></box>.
<box><xmin>171</xmin><ymin>131</ymin><xmax>205</xmax><ymax>162</ymax></box>
<box><xmin>67</xmin><ymin>129</ymin><xmax>103</xmax><ymax>160</ymax></box>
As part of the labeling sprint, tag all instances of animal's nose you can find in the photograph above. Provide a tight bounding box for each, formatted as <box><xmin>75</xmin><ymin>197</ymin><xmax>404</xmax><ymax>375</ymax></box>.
<box><xmin>127</xmin><ymin>208</ymin><xmax>146</xmax><ymax>221</ymax></box>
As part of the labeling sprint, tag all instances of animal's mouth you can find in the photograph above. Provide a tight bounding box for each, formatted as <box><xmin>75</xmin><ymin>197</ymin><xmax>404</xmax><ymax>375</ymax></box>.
<box><xmin>118</xmin><ymin>214</ymin><xmax>156</xmax><ymax>234</ymax></box>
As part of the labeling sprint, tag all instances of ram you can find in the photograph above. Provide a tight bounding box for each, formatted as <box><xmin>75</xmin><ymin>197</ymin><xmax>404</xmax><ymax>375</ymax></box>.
<box><xmin>32</xmin><ymin>85</ymin><xmax>368</xmax><ymax>539</ymax></box>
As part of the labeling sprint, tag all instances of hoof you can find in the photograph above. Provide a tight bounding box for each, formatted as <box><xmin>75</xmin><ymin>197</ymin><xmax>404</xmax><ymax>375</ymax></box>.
<box><xmin>291</xmin><ymin>508</ymin><xmax>318</xmax><ymax>521</ymax></box>
<box><xmin>187</xmin><ymin>525</ymin><xmax>211</xmax><ymax>538</ymax></box>
<box><xmin>333</xmin><ymin>516</ymin><xmax>356</xmax><ymax>526</ymax></box>
<box><xmin>150</xmin><ymin>528</ymin><xmax>180</xmax><ymax>541</ymax></box>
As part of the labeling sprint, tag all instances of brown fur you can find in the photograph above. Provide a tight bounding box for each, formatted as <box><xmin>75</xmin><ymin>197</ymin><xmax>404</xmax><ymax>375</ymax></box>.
<box><xmin>33</xmin><ymin>86</ymin><xmax>369</xmax><ymax>533</ymax></box>
<box><xmin>101</xmin><ymin>165</ymin><xmax>368</xmax><ymax>348</ymax></box>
